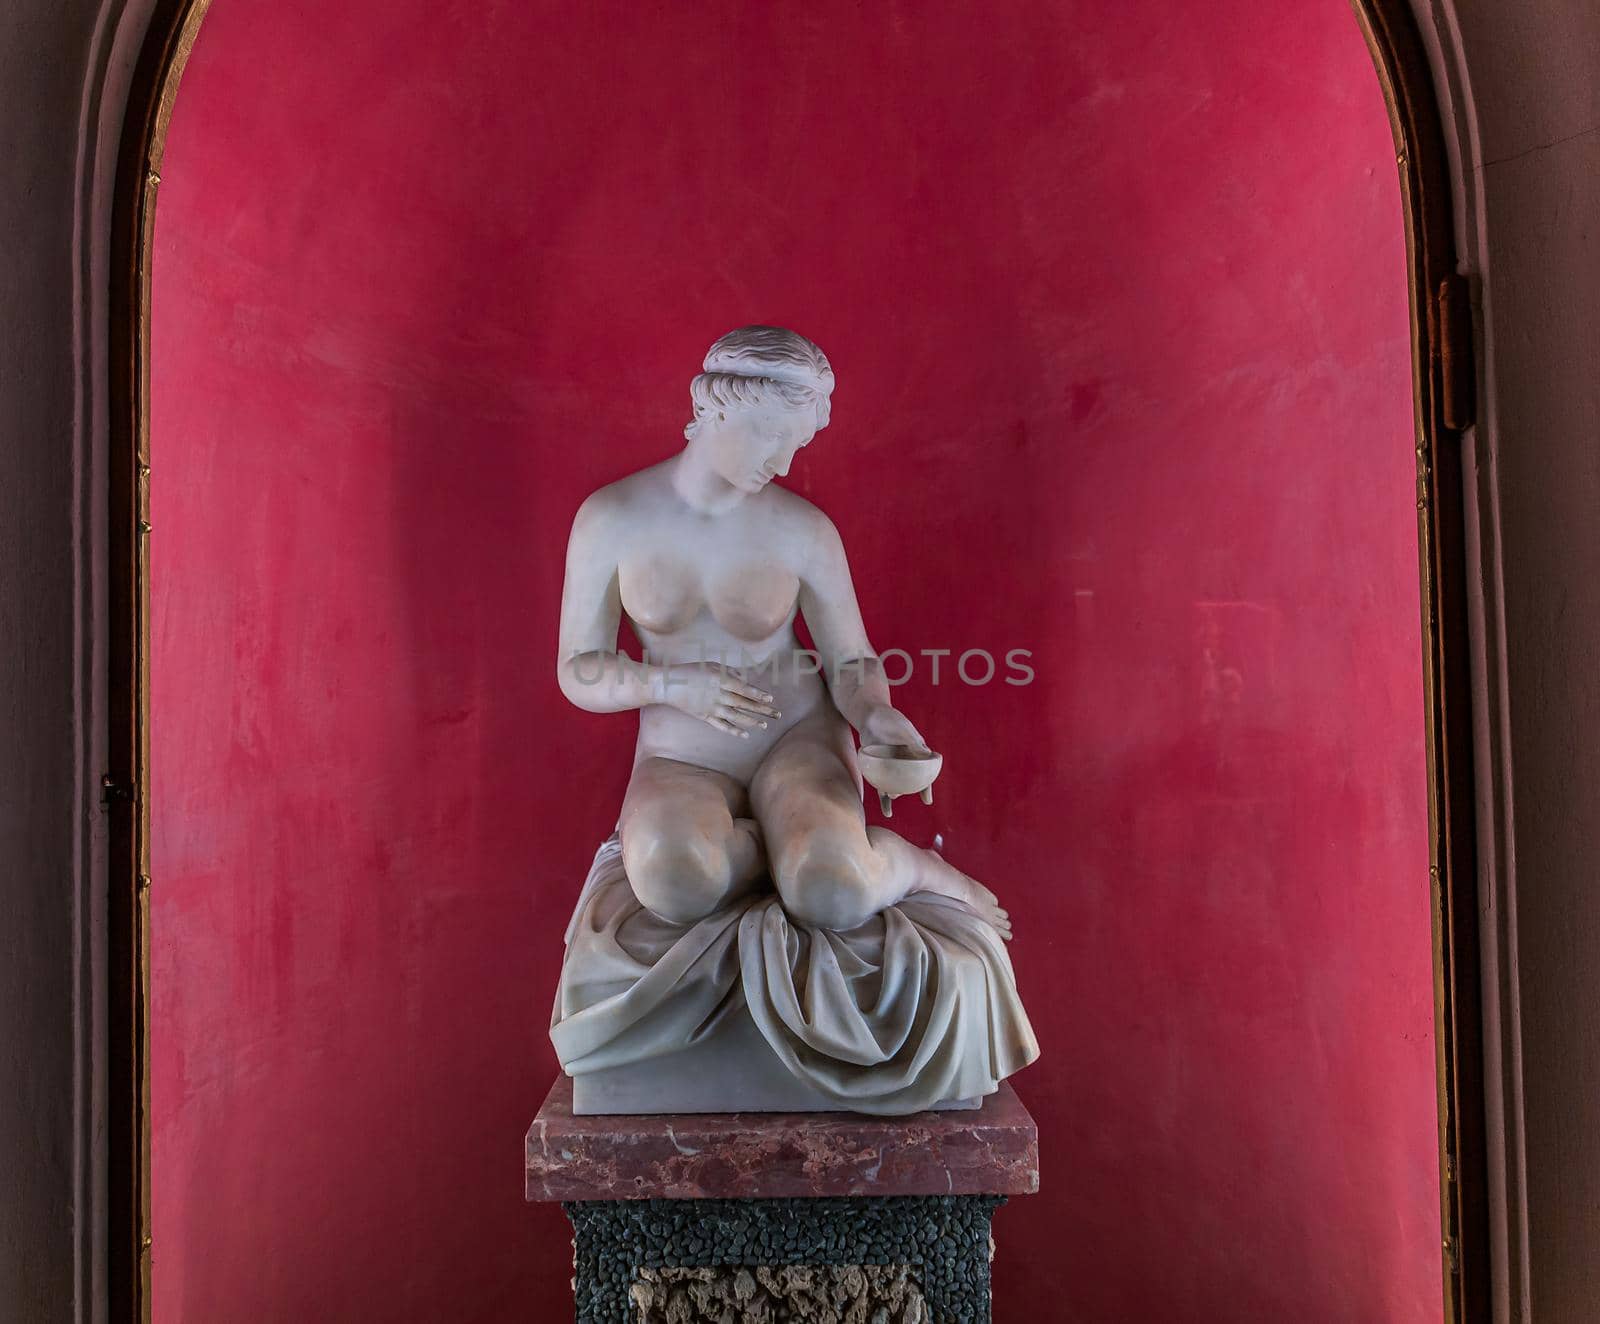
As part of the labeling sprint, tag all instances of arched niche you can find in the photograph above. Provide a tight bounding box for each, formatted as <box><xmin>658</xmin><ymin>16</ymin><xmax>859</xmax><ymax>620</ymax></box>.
<box><xmin>101</xmin><ymin>1</ymin><xmax>1488</xmax><ymax>1320</ymax></box>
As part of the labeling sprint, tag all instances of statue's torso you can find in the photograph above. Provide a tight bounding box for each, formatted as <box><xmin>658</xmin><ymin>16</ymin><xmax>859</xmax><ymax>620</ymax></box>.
<box><xmin>606</xmin><ymin>464</ymin><xmax>840</xmax><ymax>784</ymax></box>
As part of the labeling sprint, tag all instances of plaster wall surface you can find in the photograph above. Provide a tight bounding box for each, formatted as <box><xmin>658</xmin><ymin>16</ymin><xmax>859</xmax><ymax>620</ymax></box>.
<box><xmin>146</xmin><ymin>2</ymin><xmax>1436</xmax><ymax>1321</ymax></box>
<box><xmin>1442</xmin><ymin>3</ymin><xmax>1600</xmax><ymax>1316</ymax></box>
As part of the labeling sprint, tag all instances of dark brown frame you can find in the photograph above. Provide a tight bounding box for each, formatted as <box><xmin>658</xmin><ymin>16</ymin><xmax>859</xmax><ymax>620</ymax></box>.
<box><xmin>1348</xmin><ymin>6</ymin><xmax>1490</xmax><ymax>1318</ymax></box>
<box><xmin>106</xmin><ymin>2</ymin><xmax>212</xmax><ymax>1316</ymax></box>
<box><xmin>103</xmin><ymin>2</ymin><xmax>1488</xmax><ymax>1319</ymax></box>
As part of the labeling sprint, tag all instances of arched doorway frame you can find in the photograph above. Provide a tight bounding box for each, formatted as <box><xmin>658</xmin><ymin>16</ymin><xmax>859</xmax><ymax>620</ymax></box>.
<box><xmin>101</xmin><ymin>2</ymin><xmax>1491</xmax><ymax>1319</ymax></box>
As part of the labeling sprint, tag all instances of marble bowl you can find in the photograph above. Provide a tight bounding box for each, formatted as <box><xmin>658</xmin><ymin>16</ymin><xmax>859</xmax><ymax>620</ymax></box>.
<box><xmin>857</xmin><ymin>744</ymin><xmax>943</xmax><ymax>817</ymax></box>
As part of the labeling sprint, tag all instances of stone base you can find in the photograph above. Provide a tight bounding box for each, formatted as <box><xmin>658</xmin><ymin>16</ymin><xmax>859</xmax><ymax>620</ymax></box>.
<box><xmin>568</xmin><ymin>1195</ymin><xmax>1001</xmax><ymax>1324</ymax></box>
<box><xmin>571</xmin><ymin>1012</ymin><xmax>979</xmax><ymax>1115</ymax></box>
<box><xmin>527</xmin><ymin>1077</ymin><xmax>1036</xmax><ymax>1322</ymax></box>
<box><xmin>527</xmin><ymin>1075</ymin><xmax>1037</xmax><ymax>1203</ymax></box>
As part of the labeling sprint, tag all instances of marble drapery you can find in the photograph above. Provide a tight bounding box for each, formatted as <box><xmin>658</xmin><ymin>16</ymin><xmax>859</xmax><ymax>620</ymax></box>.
<box><xmin>551</xmin><ymin>835</ymin><xmax>1039</xmax><ymax>1115</ymax></box>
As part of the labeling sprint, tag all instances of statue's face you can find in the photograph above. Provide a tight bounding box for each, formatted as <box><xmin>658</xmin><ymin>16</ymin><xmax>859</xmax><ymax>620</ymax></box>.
<box><xmin>705</xmin><ymin>403</ymin><xmax>817</xmax><ymax>493</ymax></box>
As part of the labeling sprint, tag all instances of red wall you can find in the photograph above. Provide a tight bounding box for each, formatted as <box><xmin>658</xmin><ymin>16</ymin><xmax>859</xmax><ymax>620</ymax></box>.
<box><xmin>150</xmin><ymin>2</ymin><xmax>1439</xmax><ymax>1319</ymax></box>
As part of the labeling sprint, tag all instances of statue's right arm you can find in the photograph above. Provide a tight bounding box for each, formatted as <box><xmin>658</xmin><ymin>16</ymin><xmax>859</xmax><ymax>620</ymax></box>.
<box><xmin>555</xmin><ymin>491</ymin><xmax>663</xmax><ymax>713</ymax></box>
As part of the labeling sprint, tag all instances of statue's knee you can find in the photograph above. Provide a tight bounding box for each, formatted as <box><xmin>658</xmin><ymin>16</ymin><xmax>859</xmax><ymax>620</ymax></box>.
<box><xmin>772</xmin><ymin>833</ymin><xmax>877</xmax><ymax>930</ymax></box>
<box><xmin>622</xmin><ymin>828</ymin><xmax>727</xmax><ymax>925</ymax></box>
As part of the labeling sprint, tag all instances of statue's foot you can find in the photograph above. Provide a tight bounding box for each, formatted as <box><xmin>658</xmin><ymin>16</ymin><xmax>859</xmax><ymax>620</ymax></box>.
<box><xmin>912</xmin><ymin>859</ymin><xmax>1011</xmax><ymax>940</ymax></box>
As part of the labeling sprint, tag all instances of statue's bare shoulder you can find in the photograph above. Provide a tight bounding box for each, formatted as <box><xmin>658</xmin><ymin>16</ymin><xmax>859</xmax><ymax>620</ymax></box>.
<box><xmin>758</xmin><ymin>481</ymin><xmax>826</xmax><ymax>523</ymax></box>
<box><xmin>566</xmin><ymin>462</ymin><xmax>674</xmax><ymax>549</ymax></box>
<box><xmin>753</xmin><ymin>483</ymin><xmax>843</xmax><ymax>564</ymax></box>
<box><xmin>747</xmin><ymin>484</ymin><xmax>849</xmax><ymax>583</ymax></box>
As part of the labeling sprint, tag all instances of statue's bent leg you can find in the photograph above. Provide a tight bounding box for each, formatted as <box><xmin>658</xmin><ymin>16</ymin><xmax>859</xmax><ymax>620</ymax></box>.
<box><xmin>751</xmin><ymin>716</ymin><xmax>1012</xmax><ymax>935</ymax></box>
<box><xmin>619</xmin><ymin>756</ymin><xmax>765</xmax><ymax>925</ymax></box>
<box><xmin>750</xmin><ymin>715</ymin><xmax>929</xmax><ymax>930</ymax></box>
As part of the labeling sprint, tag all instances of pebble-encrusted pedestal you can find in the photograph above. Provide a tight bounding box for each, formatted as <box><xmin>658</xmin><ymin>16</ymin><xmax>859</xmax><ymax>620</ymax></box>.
<box><xmin>526</xmin><ymin>1077</ymin><xmax>1038</xmax><ymax>1323</ymax></box>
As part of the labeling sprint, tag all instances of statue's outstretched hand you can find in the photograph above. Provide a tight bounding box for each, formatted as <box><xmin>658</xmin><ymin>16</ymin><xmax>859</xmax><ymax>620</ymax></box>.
<box><xmin>657</xmin><ymin>662</ymin><xmax>780</xmax><ymax>738</ymax></box>
<box><xmin>857</xmin><ymin>703</ymin><xmax>930</xmax><ymax>755</ymax></box>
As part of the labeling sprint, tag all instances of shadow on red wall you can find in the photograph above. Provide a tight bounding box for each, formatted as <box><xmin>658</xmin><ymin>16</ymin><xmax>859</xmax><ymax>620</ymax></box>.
<box><xmin>151</xmin><ymin>1</ymin><xmax>1439</xmax><ymax>1319</ymax></box>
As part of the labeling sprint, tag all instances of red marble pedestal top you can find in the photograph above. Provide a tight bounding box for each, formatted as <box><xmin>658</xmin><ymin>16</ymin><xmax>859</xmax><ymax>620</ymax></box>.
<box><xmin>525</xmin><ymin>1076</ymin><xmax>1039</xmax><ymax>1203</ymax></box>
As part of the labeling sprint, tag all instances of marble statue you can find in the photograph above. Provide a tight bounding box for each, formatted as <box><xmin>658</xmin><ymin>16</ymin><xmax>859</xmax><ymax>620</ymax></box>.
<box><xmin>549</xmin><ymin>326</ymin><xmax>1038</xmax><ymax>1115</ymax></box>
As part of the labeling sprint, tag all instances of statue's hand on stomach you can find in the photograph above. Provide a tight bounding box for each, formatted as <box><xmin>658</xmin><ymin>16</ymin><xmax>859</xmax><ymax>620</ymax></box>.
<box><xmin>555</xmin><ymin>326</ymin><xmax>1007</xmax><ymax>937</ymax></box>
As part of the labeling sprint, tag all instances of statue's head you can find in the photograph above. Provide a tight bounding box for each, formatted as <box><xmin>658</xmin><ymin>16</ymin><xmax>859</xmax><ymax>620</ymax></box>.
<box><xmin>684</xmin><ymin>326</ymin><xmax>835</xmax><ymax>493</ymax></box>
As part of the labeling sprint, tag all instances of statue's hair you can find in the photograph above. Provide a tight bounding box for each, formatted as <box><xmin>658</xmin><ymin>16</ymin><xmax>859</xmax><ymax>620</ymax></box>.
<box><xmin>685</xmin><ymin>326</ymin><xmax>835</xmax><ymax>441</ymax></box>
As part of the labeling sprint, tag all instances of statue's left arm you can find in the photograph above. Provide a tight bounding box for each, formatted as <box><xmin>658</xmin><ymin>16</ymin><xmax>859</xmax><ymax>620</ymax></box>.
<box><xmin>799</xmin><ymin>512</ymin><xmax>928</xmax><ymax>751</ymax></box>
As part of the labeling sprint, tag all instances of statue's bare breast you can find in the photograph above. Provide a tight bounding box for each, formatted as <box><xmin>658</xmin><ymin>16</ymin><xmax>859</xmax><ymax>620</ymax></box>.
<box><xmin>618</xmin><ymin>551</ymin><xmax>800</xmax><ymax>650</ymax></box>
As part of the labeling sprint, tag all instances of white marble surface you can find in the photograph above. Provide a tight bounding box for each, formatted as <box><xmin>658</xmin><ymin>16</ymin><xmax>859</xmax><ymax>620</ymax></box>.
<box><xmin>551</xmin><ymin>328</ymin><xmax>1037</xmax><ymax>1113</ymax></box>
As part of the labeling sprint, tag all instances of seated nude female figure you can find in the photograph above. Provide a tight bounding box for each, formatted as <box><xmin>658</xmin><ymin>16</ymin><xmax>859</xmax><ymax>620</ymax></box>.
<box><xmin>556</xmin><ymin>326</ymin><xmax>1008</xmax><ymax>937</ymax></box>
